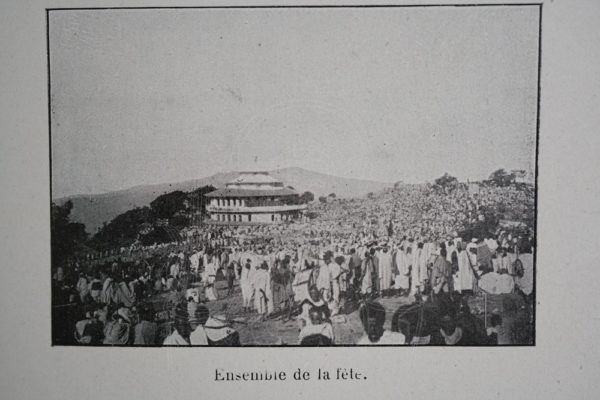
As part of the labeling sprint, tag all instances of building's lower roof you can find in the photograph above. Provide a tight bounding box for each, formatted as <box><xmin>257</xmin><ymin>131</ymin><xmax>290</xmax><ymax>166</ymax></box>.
<box><xmin>205</xmin><ymin>187</ymin><xmax>298</xmax><ymax>198</ymax></box>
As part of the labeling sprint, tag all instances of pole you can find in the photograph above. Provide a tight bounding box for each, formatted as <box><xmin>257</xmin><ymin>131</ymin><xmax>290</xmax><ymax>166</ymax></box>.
<box><xmin>484</xmin><ymin>292</ymin><xmax>488</xmax><ymax>330</ymax></box>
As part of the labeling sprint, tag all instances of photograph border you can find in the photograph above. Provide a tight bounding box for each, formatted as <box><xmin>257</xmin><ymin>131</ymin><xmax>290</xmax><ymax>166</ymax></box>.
<box><xmin>47</xmin><ymin>3</ymin><xmax>542</xmax><ymax>347</ymax></box>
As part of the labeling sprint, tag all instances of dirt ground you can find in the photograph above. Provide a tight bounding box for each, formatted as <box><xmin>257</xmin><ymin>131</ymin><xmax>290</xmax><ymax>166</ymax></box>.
<box><xmin>197</xmin><ymin>281</ymin><xmax>418</xmax><ymax>345</ymax></box>
<box><xmin>148</xmin><ymin>280</ymin><xmax>533</xmax><ymax>345</ymax></box>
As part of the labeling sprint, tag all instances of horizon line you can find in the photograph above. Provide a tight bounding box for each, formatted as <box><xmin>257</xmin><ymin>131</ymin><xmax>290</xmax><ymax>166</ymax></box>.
<box><xmin>53</xmin><ymin>165</ymin><xmax>532</xmax><ymax>201</ymax></box>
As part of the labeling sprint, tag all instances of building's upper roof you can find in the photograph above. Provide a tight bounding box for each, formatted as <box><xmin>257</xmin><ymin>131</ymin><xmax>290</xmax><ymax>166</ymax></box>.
<box><xmin>205</xmin><ymin>187</ymin><xmax>298</xmax><ymax>198</ymax></box>
<box><xmin>225</xmin><ymin>171</ymin><xmax>283</xmax><ymax>187</ymax></box>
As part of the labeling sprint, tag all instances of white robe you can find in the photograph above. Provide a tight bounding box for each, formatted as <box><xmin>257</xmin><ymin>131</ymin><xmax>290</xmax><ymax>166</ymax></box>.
<box><xmin>410</xmin><ymin>249</ymin><xmax>421</xmax><ymax>294</ymax></box>
<box><xmin>189</xmin><ymin>252</ymin><xmax>200</xmax><ymax>273</ymax></box>
<box><xmin>240</xmin><ymin>266</ymin><xmax>252</xmax><ymax>307</ymax></box>
<box><xmin>328</xmin><ymin>262</ymin><xmax>342</xmax><ymax>306</ymax></box>
<box><xmin>204</xmin><ymin>261</ymin><xmax>218</xmax><ymax>301</ymax></box>
<box><xmin>251</xmin><ymin>269</ymin><xmax>270</xmax><ymax>315</ymax></box>
<box><xmin>515</xmin><ymin>253</ymin><xmax>534</xmax><ymax>295</ymax></box>
<box><xmin>315</xmin><ymin>264</ymin><xmax>332</xmax><ymax>300</ymax></box>
<box><xmin>378</xmin><ymin>251</ymin><xmax>393</xmax><ymax>291</ymax></box>
<box><xmin>457</xmin><ymin>250</ymin><xmax>474</xmax><ymax>292</ymax></box>
<box><xmin>394</xmin><ymin>250</ymin><xmax>410</xmax><ymax>290</ymax></box>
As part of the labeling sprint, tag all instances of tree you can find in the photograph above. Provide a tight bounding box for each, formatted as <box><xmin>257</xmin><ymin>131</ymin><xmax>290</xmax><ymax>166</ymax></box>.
<box><xmin>318</xmin><ymin>196</ymin><xmax>327</xmax><ymax>203</ymax></box>
<box><xmin>434</xmin><ymin>173</ymin><xmax>459</xmax><ymax>189</ymax></box>
<box><xmin>328</xmin><ymin>193</ymin><xmax>336</xmax><ymax>198</ymax></box>
<box><xmin>150</xmin><ymin>190</ymin><xmax>188</xmax><ymax>219</ymax></box>
<box><xmin>305</xmin><ymin>211</ymin><xmax>319</xmax><ymax>220</ymax></box>
<box><xmin>488</xmin><ymin>168</ymin><xmax>516</xmax><ymax>187</ymax></box>
<box><xmin>393</xmin><ymin>181</ymin><xmax>403</xmax><ymax>189</ymax></box>
<box><xmin>367</xmin><ymin>192</ymin><xmax>375</xmax><ymax>199</ymax></box>
<box><xmin>299</xmin><ymin>191</ymin><xmax>314</xmax><ymax>204</ymax></box>
<box><xmin>51</xmin><ymin>201</ymin><xmax>88</xmax><ymax>268</ymax></box>
<box><xmin>89</xmin><ymin>206</ymin><xmax>154</xmax><ymax>250</ymax></box>
<box><xmin>188</xmin><ymin>185</ymin><xmax>217</xmax><ymax>214</ymax></box>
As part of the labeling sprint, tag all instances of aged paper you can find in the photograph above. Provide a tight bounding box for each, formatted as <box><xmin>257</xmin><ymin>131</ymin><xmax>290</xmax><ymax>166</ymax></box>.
<box><xmin>0</xmin><ymin>0</ymin><xmax>599</xmax><ymax>399</ymax></box>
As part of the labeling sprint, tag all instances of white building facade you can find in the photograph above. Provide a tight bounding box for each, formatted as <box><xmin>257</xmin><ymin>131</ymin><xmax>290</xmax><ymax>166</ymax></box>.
<box><xmin>205</xmin><ymin>172</ymin><xmax>307</xmax><ymax>224</ymax></box>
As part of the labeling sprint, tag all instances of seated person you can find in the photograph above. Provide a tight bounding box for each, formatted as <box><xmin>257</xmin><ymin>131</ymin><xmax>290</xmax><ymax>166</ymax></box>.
<box><xmin>190</xmin><ymin>306</ymin><xmax>240</xmax><ymax>346</ymax></box>
<box><xmin>356</xmin><ymin>301</ymin><xmax>406</xmax><ymax>345</ymax></box>
<box><xmin>163</xmin><ymin>303</ymin><xmax>191</xmax><ymax>346</ymax></box>
<box><xmin>104</xmin><ymin>307</ymin><xmax>134</xmax><ymax>345</ymax></box>
<box><xmin>486</xmin><ymin>313</ymin><xmax>502</xmax><ymax>345</ymax></box>
<box><xmin>295</xmin><ymin>285</ymin><xmax>330</xmax><ymax>330</ymax></box>
<box><xmin>299</xmin><ymin>307</ymin><xmax>335</xmax><ymax>344</ymax></box>
<box><xmin>300</xmin><ymin>334</ymin><xmax>333</xmax><ymax>346</ymax></box>
<box><xmin>134</xmin><ymin>305</ymin><xmax>158</xmax><ymax>345</ymax></box>
<box><xmin>189</xmin><ymin>305</ymin><xmax>211</xmax><ymax>345</ymax></box>
<box><xmin>438</xmin><ymin>311</ymin><xmax>476</xmax><ymax>345</ymax></box>
<box><xmin>74</xmin><ymin>303</ymin><xmax>104</xmax><ymax>345</ymax></box>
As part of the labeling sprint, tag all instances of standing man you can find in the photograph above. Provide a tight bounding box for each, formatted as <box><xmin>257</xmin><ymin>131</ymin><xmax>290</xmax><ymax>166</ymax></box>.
<box><xmin>316</xmin><ymin>251</ymin><xmax>333</xmax><ymax>303</ymax></box>
<box><xmin>394</xmin><ymin>246</ymin><xmax>410</xmax><ymax>296</ymax></box>
<box><xmin>251</xmin><ymin>262</ymin><xmax>270</xmax><ymax>321</ymax></box>
<box><xmin>240</xmin><ymin>259</ymin><xmax>253</xmax><ymax>313</ymax></box>
<box><xmin>378</xmin><ymin>244</ymin><xmax>393</xmax><ymax>297</ymax></box>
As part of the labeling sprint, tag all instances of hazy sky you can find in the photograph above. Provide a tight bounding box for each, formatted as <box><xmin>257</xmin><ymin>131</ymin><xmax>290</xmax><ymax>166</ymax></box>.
<box><xmin>50</xmin><ymin>6</ymin><xmax>540</xmax><ymax>198</ymax></box>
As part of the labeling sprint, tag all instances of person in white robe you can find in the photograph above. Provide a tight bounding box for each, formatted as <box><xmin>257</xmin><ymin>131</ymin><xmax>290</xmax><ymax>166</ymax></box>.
<box><xmin>395</xmin><ymin>247</ymin><xmax>411</xmax><ymax>293</ymax></box>
<box><xmin>189</xmin><ymin>251</ymin><xmax>200</xmax><ymax>274</ymax></box>
<box><xmin>409</xmin><ymin>246</ymin><xmax>421</xmax><ymax>296</ymax></box>
<box><xmin>316</xmin><ymin>251</ymin><xmax>333</xmax><ymax>302</ymax></box>
<box><xmin>169</xmin><ymin>259</ymin><xmax>180</xmax><ymax>279</ymax></box>
<box><xmin>361</xmin><ymin>251</ymin><xmax>374</xmax><ymax>296</ymax></box>
<box><xmin>203</xmin><ymin>257</ymin><xmax>218</xmax><ymax>302</ymax></box>
<box><xmin>514</xmin><ymin>252</ymin><xmax>534</xmax><ymax>296</ymax></box>
<box><xmin>76</xmin><ymin>274</ymin><xmax>89</xmax><ymax>303</ymax></box>
<box><xmin>457</xmin><ymin>244</ymin><xmax>475</xmax><ymax>292</ymax></box>
<box><xmin>328</xmin><ymin>257</ymin><xmax>342</xmax><ymax>316</ymax></box>
<box><xmin>100</xmin><ymin>277</ymin><xmax>114</xmax><ymax>305</ymax></box>
<box><xmin>378</xmin><ymin>246</ymin><xmax>394</xmax><ymax>296</ymax></box>
<box><xmin>240</xmin><ymin>259</ymin><xmax>253</xmax><ymax>312</ymax></box>
<box><xmin>251</xmin><ymin>264</ymin><xmax>270</xmax><ymax>320</ymax></box>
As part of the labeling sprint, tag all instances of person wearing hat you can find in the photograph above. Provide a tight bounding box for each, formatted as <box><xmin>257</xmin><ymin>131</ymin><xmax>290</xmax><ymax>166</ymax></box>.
<box><xmin>103</xmin><ymin>307</ymin><xmax>134</xmax><ymax>345</ymax></box>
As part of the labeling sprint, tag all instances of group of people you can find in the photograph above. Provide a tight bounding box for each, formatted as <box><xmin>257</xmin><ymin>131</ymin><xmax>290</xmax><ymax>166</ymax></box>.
<box><xmin>53</xmin><ymin>181</ymin><xmax>534</xmax><ymax>345</ymax></box>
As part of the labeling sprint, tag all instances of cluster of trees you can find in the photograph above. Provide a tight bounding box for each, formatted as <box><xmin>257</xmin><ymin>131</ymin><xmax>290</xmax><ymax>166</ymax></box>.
<box><xmin>433</xmin><ymin>168</ymin><xmax>530</xmax><ymax>191</ymax></box>
<box><xmin>487</xmin><ymin>168</ymin><xmax>527</xmax><ymax>187</ymax></box>
<box><xmin>318</xmin><ymin>193</ymin><xmax>337</xmax><ymax>203</ymax></box>
<box><xmin>53</xmin><ymin>185</ymin><xmax>318</xmax><ymax>260</ymax></box>
<box><xmin>51</xmin><ymin>201</ymin><xmax>89</xmax><ymax>267</ymax></box>
<box><xmin>53</xmin><ymin>185</ymin><xmax>217</xmax><ymax>258</ymax></box>
<box><xmin>299</xmin><ymin>191</ymin><xmax>315</xmax><ymax>203</ymax></box>
<box><xmin>90</xmin><ymin>185</ymin><xmax>216</xmax><ymax>250</ymax></box>
<box><xmin>434</xmin><ymin>173</ymin><xmax>460</xmax><ymax>191</ymax></box>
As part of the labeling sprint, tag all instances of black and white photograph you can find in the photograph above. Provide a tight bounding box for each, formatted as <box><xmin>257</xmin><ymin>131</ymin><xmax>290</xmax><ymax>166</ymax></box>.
<box><xmin>49</xmin><ymin>5</ymin><xmax>539</xmax><ymax>346</ymax></box>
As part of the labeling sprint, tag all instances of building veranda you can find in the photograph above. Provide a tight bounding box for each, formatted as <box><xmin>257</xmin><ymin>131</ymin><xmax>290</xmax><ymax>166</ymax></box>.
<box><xmin>205</xmin><ymin>172</ymin><xmax>307</xmax><ymax>224</ymax></box>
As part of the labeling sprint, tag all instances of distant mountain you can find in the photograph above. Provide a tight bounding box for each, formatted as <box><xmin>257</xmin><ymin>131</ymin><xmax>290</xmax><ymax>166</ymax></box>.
<box><xmin>55</xmin><ymin>167</ymin><xmax>390</xmax><ymax>234</ymax></box>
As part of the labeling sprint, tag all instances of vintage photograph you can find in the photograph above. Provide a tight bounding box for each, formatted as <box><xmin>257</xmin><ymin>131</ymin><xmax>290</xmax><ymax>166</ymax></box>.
<box><xmin>49</xmin><ymin>5</ymin><xmax>539</xmax><ymax>346</ymax></box>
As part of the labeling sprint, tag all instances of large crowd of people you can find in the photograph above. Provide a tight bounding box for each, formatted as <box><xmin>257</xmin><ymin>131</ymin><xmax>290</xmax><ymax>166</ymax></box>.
<box><xmin>52</xmin><ymin>183</ymin><xmax>535</xmax><ymax>346</ymax></box>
